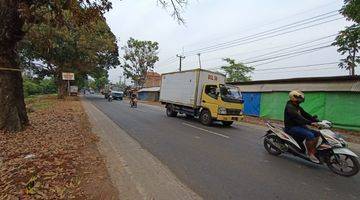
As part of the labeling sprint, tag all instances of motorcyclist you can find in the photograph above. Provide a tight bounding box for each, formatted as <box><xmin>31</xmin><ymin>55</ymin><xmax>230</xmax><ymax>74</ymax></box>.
<box><xmin>130</xmin><ymin>92</ymin><xmax>137</xmax><ymax>107</ymax></box>
<box><xmin>107</xmin><ymin>90</ymin><xmax>113</xmax><ymax>102</ymax></box>
<box><xmin>284</xmin><ymin>90</ymin><xmax>320</xmax><ymax>163</ymax></box>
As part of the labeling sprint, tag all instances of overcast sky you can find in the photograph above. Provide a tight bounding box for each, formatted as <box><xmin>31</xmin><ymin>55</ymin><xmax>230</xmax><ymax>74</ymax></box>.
<box><xmin>104</xmin><ymin>0</ymin><xmax>359</xmax><ymax>83</ymax></box>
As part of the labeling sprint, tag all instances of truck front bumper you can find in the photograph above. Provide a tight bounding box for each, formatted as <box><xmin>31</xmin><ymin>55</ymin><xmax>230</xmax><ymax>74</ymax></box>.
<box><xmin>217</xmin><ymin>115</ymin><xmax>243</xmax><ymax>122</ymax></box>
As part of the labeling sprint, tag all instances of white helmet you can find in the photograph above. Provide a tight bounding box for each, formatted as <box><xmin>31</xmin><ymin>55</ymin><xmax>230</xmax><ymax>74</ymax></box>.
<box><xmin>289</xmin><ymin>90</ymin><xmax>305</xmax><ymax>103</ymax></box>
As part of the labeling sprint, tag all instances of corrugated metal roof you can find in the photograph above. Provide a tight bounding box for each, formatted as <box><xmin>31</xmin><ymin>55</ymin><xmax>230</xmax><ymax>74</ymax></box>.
<box><xmin>236</xmin><ymin>81</ymin><xmax>360</xmax><ymax>92</ymax></box>
<box><xmin>138</xmin><ymin>87</ymin><xmax>160</xmax><ymax>92</ymax></box>
<box><xmin>229</xmin><ymin>75</ymin><xmax>360</xmax><ymax>85</ymax></box>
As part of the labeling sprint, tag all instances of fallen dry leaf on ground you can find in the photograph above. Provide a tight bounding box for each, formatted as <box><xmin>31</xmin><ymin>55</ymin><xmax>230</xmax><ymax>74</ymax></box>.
<box><xmin>0</xmin><ymin>96</ymin><xmax>118</xmax><ymax>200</ymax></box>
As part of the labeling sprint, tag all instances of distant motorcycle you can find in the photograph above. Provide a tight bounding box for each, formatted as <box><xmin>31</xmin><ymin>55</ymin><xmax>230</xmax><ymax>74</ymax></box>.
<box><xmin>130</xmin><ymin>98</ymin><xmax>137</xmax><ymax>108</ymax></box>
<box><xmin>263</xmin><ymin>120</ymin><xmax>359</xmax><ymax>177</ymax></box>
<box><xmin>108</xmin><ymin>95</ymin><xmax>113</xmax><ymax>102</ymax></box>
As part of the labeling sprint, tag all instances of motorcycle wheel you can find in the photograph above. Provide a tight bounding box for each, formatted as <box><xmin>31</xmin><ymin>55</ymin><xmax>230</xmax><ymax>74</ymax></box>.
<box><xmin>326</xmin><ymin>154</ymin><xmax>359</xmax><ymax>177</ymax></box>
<box><xmin>264</xmin><ymin>135</ymin><xmax>282</xmax><ymax>156</ymax></box>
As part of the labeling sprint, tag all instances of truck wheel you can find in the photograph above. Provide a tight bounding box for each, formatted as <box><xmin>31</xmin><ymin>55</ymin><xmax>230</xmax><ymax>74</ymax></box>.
<box><xmin>222</xmin><ymin>121</ymin><xmax>233</xmax><ymax>127</ymax></box>
<box><xmin>200</xmin><ymin>110</ymin><xmax>212</xmax><ymax>126</ymax></box>
<box><xmin>166</xmin><ymin>106</ymin><xmax>177</xmax><ymax>117</ymax></box>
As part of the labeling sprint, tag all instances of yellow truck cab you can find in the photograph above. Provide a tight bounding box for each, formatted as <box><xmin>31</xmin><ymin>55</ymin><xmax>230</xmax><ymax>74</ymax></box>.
<box><xmin>201</xmin><ymin>83</ymin><xmax>244</xmax><ymax>126</ymax></box>
<box><xmin>160</xmin><ymin>69</ymin><xmax>244</xmax><ymax>126</ymax></box>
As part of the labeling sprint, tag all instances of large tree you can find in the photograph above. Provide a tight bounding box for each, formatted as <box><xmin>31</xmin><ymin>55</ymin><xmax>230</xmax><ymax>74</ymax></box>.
<box><xmin>19</xmin><ymin>14</ymin><xmax>119</xmax><ymax>98</ymax></box>
<box><xmin>122</xmin><ymin>38</ymin><xmax>159</xmax><ymax>88</ymax></box>
<box><xmin>0</xmin><ymin>0</ymin><xmax>187</xmax><ymax>132</ymax></box>
<box><xmin>0</xmin><ymin>0</ymin><xmax>111</xmax><ymax>132</ymax></box>
<box><xmin>332</xmin><ymin>0</ymin><xmax>360</xmax><ymax>75</ymax></box>
<box><xmin>221</xmin><ymin>58</ymin><xmax>254</xmax><ymax>82</ymax></box>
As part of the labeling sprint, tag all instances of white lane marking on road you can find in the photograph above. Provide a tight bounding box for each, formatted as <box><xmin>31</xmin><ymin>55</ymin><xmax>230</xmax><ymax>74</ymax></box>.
<box><xmin>182</xmin><ymin>123</ymin><xmax>230</xmax><ymax>139</ymax></box>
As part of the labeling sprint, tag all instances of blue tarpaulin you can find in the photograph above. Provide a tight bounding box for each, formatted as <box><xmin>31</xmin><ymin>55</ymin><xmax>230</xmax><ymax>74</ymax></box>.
<box><xmin>242</xmin><ymin>92</ymin><xmax>261</xmax><ymax>116</ymax></box>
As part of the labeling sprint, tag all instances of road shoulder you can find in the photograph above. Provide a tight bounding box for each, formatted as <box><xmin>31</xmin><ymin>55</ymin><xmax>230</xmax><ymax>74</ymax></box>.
<box><xmin>82</xmin><ymin>98</ymin><xmax>201</xmax><ymax>200</ymax></box>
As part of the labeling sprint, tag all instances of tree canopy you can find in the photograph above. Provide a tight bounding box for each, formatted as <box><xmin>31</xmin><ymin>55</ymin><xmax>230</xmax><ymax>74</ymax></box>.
<box><xmin>0</xmin><ymin>0</ymin><xmax>188</xmax><ymax>131</ymax></box>
<box><xmin>332</xmin><ymin>0</ymin><xmax>360</xmax><ymax>75</ymax></box>
<box><xmin>221</xmin><ymin>58</ymin><xmax>254</xmax><ymax>82</ymax></box>
<box><xmin>121</xmin><ymin>38</ymin><xmax>159</xmax><ymax>88</ymax></box>
<box><xmin>19</xmin><ymin>11</ymin><xmax>119</xmax><ymax>97</ymax></box>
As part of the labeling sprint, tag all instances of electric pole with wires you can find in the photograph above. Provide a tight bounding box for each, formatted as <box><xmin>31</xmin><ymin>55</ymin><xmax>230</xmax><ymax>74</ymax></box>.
<box><xmin>197</xmin><ymin>53</ymin><xmax>202</xmax><ymax>69</ymax></box>
<box><xmin>176</xmin><ymin>54</ymin><xmax>185</xmax><ymax>71</ymax></box>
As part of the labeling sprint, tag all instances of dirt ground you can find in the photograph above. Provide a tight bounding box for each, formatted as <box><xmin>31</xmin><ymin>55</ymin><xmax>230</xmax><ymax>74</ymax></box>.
<box><xmin>0</xmin><ymin>95</ymin><xmax>118</xmax><ymax>199</ymax></box>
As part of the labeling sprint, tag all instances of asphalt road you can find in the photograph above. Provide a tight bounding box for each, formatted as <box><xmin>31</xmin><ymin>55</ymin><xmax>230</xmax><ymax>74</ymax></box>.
<box><xmin>87</xmin><ymin>95</ymin><xmax>360</xmax><ymax>200</ymax></box>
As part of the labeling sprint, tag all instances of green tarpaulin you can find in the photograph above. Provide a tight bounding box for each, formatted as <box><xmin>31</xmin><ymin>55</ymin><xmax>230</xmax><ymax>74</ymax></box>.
<box><xmin>260</xmin><ymin>92</ymin><xmax>360</xmax><ymax>131</ymax></box>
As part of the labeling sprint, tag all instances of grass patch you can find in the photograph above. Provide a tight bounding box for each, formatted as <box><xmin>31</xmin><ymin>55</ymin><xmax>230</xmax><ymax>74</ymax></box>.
<box><xmin>25</xmin><ymin>94</ymin><xmax>57</xmax><ymax>111</ymax></box>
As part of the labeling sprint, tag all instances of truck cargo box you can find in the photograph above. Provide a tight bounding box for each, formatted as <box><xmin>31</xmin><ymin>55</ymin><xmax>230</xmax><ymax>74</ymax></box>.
<box><xmin>160</xmin><ymin>69</ymin><xmax>226</xmax><ymax>108</ymax></box>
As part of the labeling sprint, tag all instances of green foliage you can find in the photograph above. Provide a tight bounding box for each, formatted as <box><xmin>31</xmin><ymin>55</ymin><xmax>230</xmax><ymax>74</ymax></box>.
<box><xmin>23</xmin><ymin>78</ymin><xmax>57</xmax><ymax>97</ymax></box>
<box><xmin>23</xmin><ymin>79</ymin><xmax>41</xmax><ymax>97</ymax></box>
<box><xmin>19</xmin><ymin>11</ymin><xmax>119</xmax><ymax>95</ymax></box>
<box><xmin>220</xmin><ymin>58</ymin><xmax>254</xmax><ymax>82</ymax></box>
<box><xmin>39</xmin><ymin>79</ymin><xmax>57</xmax><ymax>94</ymax></box>
<box><xmin>333</xmin><ymin>0</ymin><xmax>360</xmax><ymax>74</ymax></box>
<box><xmin>340</xmin><ymin>0</ymin><xmax>360</xmax><ymax>23</ymax></box>
<box><xmin>332</xmin><ymin>24</ymin><xmax>360</xmax><ymax>72</ymax></box>
<box><xmin>88</xmin><ymin>80</ymin><xmax>97</xmax><ymax>90</ymax></box>
<box><xmin>121</xmin><ymin>38</ymin><xmax>159</xmax><ymax>87</ymax></box>
<box><xmin>95</xmin><ymin>76</ymin><xmax>109</xmax><ymax>90</ymax></box>
<box><xmin>115</xmin><ymin>80</ymin><xmax>128</xmax><ymax>91</ymax></box>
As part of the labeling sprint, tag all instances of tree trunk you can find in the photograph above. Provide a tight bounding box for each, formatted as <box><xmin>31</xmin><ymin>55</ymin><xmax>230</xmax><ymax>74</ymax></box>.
<box><xmin>55</xmin><ymin>72</ymin><xmax>67</xmax><ymax>99</ymax></box>
<box><xmin>351</xmin><ymin>50</ymin><xmax>356</xmax><ymax>76</ymax></box>
<box><xmin>0</xmin><ymin>0</ymin><xmax>29</xmax><ymax>132</ymax></box>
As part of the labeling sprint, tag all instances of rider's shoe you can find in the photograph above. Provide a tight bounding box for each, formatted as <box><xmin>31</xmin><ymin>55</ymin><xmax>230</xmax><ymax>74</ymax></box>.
<box><xmin>308</xmin><ymin>154</ymin><xmax>320</xmax><ymax>164</ymax></box>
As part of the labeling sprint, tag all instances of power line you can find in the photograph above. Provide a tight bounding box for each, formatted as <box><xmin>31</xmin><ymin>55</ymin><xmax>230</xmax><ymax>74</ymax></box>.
<box><xmin>254</xmin><ymin>62</ymin><xmax>339</xmax><ymax>71</ymax></box>
<box><xmin>244</xmin><ymin>45</ymin><xmax>331</xmax><ymax>64</ymax></box>
<box><xmin>185</xmin><ymin>17</ymin><xmax>342</xmax><ymax>56</ymax></box>
<box><xmin>207</xmin><ymin>45</ymin><xmax>332</xmax><ymax>70</ymax></box>
<box><xmin>183</xmin><ymin>11</ymin><xmax>339</xmax><ymax>55</ymax></box>
<box><xmin>255</xmin><ymin>66</ymin><xmax>339</xmax><ymax>74</ymax></box>
<box><xmin>182</xmin><ymin>1</ymin><xmax>339</xmax><ymax>49</ymax></box>
<box><xmin>253</xmin><ymin>46</ymin><xmax>332</xmax><ymax>67</ymax></box>
<box><xmin>160</xmin><ymin>11</ymin><xmax>341</xmax><ymax>69</ymax></box>
<box><xmin>241</xmin><ymin>38</ymin><xmax>335</xmax><ymax>62</ymax></box>
<box><xmin>204</xmin><ymin>45</ymin><xmax>332</xmax><ymax>71</ymax></box>
<box><xmin>195</xmin><ymin>33</ymin><xmax>336</xmax><ymax>64</ymax></box>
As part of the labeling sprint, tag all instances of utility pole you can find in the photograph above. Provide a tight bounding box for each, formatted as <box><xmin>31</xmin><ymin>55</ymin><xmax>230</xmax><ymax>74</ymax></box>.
<box><xmin>176</xmin><ymin>54</ymin><xmax>185</xmax><ymax>71</ymax></box>
<box><xmin>197</xmin><ymin>53</ymin><xmax>202</xmax><ymax>69</ymax></box>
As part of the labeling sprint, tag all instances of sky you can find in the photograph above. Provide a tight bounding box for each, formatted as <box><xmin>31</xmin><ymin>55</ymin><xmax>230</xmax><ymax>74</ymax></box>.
<box><xmin>104</xmin><ymin>0</ymin><xmax>359</xmax><ymax>83</ymax></box>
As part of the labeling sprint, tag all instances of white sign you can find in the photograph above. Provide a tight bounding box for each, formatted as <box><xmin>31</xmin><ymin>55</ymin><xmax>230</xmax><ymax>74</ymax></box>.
<box><xmin>62</xmin><ymin>72</ymin><xmax>75</xmax><ymax>80</ymax></box>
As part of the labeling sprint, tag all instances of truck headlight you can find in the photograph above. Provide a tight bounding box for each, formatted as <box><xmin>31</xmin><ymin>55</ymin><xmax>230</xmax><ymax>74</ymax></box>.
<box><xmin>218</xmin><ymin>107</ymin><xmax>227</xmax><ymax>115</ymax></box>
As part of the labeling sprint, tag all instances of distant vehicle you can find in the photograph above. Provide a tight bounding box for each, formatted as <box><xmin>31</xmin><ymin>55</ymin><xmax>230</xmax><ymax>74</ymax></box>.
<box><xmin>160</xmin><ymin>69</ymin><xmax>244</xmax><ymax>126</ymax></box>
<box><xmin>111</xmin><ymin>91</ymin><xmax>124</xmax><ymax>100</ymax></box>
<box><xmin>70</xmin><ymin>86</ymin><xmax>78</xmax><ymax>96</ymax></box>
<box><xmin>90</xmin><ymin>89</ymin><xmax>95</xmax><ymax>94</ymax></box>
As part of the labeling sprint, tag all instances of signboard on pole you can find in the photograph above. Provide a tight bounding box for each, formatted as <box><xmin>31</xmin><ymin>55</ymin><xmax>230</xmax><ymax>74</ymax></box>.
<box><xmin>62</xmin><ymin>72</ymin><xmax>75</xmax><ymax>80</ymax></box>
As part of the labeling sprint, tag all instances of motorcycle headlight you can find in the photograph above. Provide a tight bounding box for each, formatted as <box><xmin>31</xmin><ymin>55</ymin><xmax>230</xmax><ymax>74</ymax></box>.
<box><xmin>218</xmin><ymin>107</ymin><xmax>227</xmax><ymax>115</ymax></box>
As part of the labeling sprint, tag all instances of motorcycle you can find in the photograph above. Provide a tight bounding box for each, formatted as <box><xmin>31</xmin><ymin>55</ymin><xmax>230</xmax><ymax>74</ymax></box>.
<box><xmin>130</xmin><ymin>98</ymin><xmax>137</xmax><ymax>108</ymax></box>
<box><xmin>263</xmin><ymin>120</ymin><xmax>359</xmax><ymax>177</ymax></box>
<box><xmin>108</xmin><ymin>95</ymin><xmax>113</xmax><ymax>102</ymax></box>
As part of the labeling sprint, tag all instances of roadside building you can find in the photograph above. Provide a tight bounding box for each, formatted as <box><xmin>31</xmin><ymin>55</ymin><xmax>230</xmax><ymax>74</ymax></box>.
<box><xmin>144</xmin><ymin>72</ymin><xmax>161</xmax><ymax>88</ymax></box>
<box><xmin>137</xmin><ymin>87</ymin><xmax>160</xmax><ymax>101</ymax></box>
<box><xmin>230</xmin><ymin>76</ymin><xmax>360</xmax><ymax>131</ymax></box>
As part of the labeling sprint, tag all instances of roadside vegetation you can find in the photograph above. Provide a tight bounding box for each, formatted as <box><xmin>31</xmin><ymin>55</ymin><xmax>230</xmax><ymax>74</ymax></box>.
<box><xmin>23</xmin><ymin>78</ymin><xmax>57</xmax><ymax>98</ymax></box>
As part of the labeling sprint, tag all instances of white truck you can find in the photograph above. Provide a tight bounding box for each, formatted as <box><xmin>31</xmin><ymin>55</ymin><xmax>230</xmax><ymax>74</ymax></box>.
<box><xmin>160</xmin><ymin>69</ymin><xmax>244</xmax><ymax>126</ymax></box>
<box><xmin>69</xmin><ymin>86</ymin><xmax>78</xmax><ymax>96</ymax></box>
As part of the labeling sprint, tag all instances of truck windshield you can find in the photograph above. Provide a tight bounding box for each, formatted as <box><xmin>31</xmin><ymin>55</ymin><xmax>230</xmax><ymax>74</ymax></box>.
<box><xmin>220</xmin><ymin>85</ymin><xmax>243</xmax><ymax>103</ymax></box>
